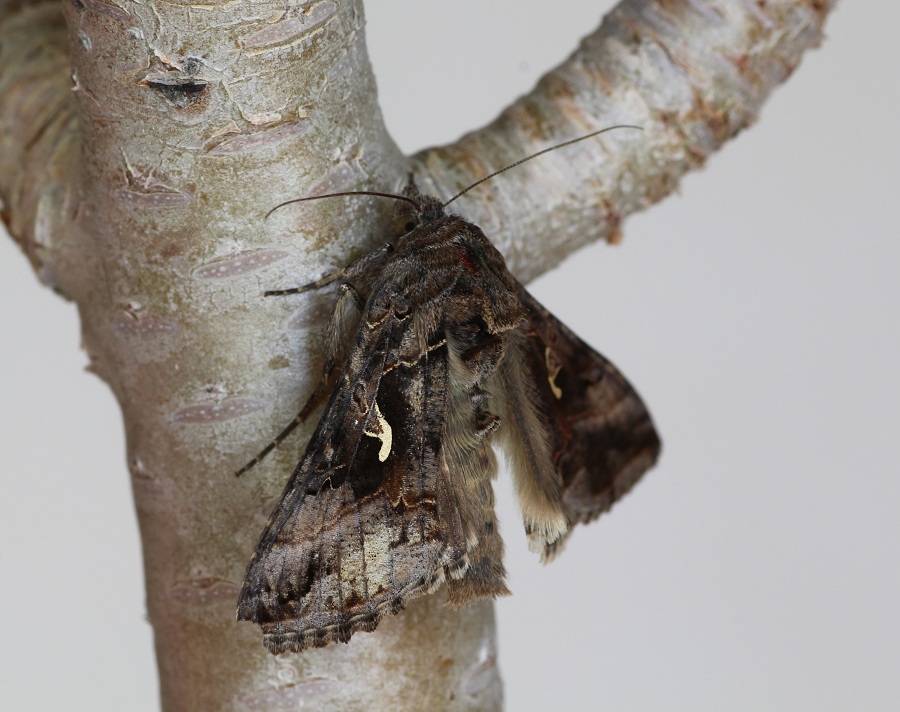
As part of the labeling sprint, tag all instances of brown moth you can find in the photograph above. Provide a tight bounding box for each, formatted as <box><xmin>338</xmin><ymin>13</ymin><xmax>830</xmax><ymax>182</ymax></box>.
<box><xmin>236</xmin><ymin>130</ymin><xmax>661</xmax><ymax>654</ymax></box>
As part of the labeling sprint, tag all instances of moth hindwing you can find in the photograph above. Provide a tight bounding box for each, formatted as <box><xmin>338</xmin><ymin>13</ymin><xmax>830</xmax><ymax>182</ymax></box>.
<box><xmin>236</xmin><ymin>182</ymin><xmax>661</xmax><ymax>654</ymax></box>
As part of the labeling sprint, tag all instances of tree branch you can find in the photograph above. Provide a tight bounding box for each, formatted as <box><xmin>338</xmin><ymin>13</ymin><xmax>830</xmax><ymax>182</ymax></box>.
<box><xmin>413</xmin><ymin>0</ymin><xmax>834</xmax><ymax>282</ymax></box>
<box><xmin>0</xmin><ymin>0</ymin><xmax>834</xmax><ymax>709</ymax></box>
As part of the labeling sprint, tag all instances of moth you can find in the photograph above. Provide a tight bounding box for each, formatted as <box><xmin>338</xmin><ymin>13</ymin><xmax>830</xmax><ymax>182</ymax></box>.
<box><xmin>235</xmin><ymin>129</ymin><xmax>661</xmax><ymax>654</ymax></box>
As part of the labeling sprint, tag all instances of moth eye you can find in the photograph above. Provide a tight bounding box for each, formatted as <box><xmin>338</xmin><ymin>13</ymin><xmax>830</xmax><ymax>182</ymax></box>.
<box><xmin>391</xmin><ymin>211</ymin><xmax>417</xmax><ymax>238</ymax></box>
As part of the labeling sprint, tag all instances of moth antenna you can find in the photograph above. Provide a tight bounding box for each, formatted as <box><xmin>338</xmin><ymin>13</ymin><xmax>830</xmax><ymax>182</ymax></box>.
<box><xmin>442</xmin><ymin>125</ymin><xmax>643</xmax><ymax>208</ymax></box>
<box><xmin>266</xmin><ymin>191</ymin><xmax>420</xmax><ymax>220</ymax></box>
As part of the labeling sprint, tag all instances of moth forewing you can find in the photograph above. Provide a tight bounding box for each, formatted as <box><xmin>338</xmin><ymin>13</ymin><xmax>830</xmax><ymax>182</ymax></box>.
<box><xmin>237</xmin><ymin>295</ymin><xmax>475</xmax><ymax>653</ymax></box>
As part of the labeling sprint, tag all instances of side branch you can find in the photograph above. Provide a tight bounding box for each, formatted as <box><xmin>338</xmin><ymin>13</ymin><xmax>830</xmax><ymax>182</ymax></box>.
<box><xmin>415</xmin><ymin>0</ymin><xmax>835</xmax><ymax>282</ymax></box>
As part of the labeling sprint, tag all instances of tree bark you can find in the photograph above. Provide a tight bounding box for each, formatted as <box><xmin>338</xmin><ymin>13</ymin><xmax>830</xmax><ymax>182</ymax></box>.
<box><xmin>0</xmin><ymin>0</ymin><xmax>834</xmax><ymax>709</ymax></box>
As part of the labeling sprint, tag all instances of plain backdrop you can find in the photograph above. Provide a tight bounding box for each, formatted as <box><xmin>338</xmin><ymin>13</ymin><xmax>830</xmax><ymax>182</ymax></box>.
<box><xmin>2</xmin><ymin>2</ymin><xmax>898</xmax><ymax>710</ymax></box>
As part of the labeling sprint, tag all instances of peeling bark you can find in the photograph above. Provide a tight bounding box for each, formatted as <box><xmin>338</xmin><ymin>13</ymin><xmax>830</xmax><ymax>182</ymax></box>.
<box><xmin>0</xmin><ymin>0</ymin><xmax>834</xmax><ymax>709</ymax></box>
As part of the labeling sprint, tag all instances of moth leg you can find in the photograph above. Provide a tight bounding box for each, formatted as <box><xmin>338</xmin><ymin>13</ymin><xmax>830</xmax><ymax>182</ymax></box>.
<box><xmin>294</xmin><ymin>280</ymin><xmax>364</xmax><ymax>420</ymax></box>
<box><xmin>235</xmin><ymin>281</ymin><xmax>364</xmax><ymax>477</ymax></box>
<box><xmin>264</xmin><ymin>243</ymin><xmax>394</xmax><ymax>297</ymax></box>
<box><xmin>264</xmin><ymin>271</ymin><xmax>342</xmax><ymax>297</ymax></box>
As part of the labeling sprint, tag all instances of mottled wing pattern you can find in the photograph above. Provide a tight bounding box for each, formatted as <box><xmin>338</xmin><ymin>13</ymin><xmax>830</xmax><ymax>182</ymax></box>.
<box><xmin>236</xmin><ymin>301</ymin><xmax>471</xmax><ymax>653</ymax></box>
<box><xmin>515</xmin><ymin>285</ymin><xmax>661</xmax><ymax>561</ymax></box>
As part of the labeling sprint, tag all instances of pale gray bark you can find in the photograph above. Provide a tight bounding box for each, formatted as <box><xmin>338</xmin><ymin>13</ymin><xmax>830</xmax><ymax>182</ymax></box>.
<box><xmin>0</xmin><ymin>0</ymin><xmax>834</xmax><ymax>709</ymax></box>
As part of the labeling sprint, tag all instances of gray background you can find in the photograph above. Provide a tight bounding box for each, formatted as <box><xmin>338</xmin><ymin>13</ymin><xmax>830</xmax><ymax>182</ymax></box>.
<box><xmin>2</xmin><ymin>2</ymin><xmax>898</xmax><ymax>710</ymax></box>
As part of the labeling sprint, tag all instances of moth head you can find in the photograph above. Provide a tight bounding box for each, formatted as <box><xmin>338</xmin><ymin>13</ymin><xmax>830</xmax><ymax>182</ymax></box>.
<box><xmin>391</xmin><ymin>181</ymin><xmax>445</xmax><ymax>237</ymax></box>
